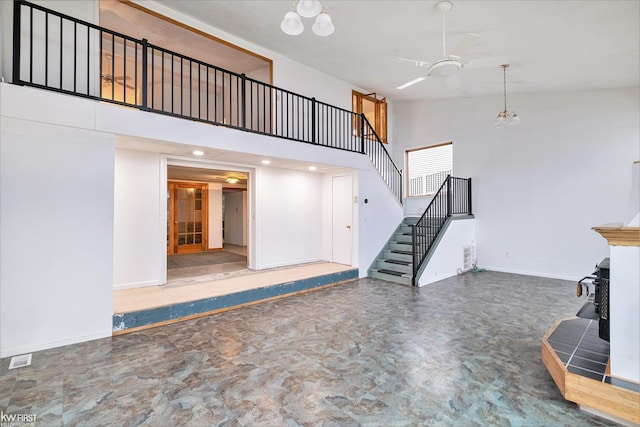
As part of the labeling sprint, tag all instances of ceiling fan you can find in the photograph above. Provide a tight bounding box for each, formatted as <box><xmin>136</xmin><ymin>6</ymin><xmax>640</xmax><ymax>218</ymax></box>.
<box><xmin>101</xmin><ymin>54</ymin><xmax>135</xmax><ymax>90</ymax></box>
<box><xmin>396</xmin><ymin>0</ymin><xmax>509</xmax><ymax>90</ymax></box>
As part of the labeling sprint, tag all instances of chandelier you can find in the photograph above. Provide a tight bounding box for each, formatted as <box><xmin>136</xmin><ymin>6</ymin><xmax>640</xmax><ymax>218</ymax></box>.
<box><xmin>280</xmin><ymin>0</ymin><xmax>335</xmax><ymax>37</ymax></box>
<box><xmin>494</xmin><ymin>64</ymin><xmax>520</xmax><ymax>128</ymax></box>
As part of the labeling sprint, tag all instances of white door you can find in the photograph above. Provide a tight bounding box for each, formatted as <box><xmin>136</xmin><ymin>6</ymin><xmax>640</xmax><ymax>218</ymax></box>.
<box><xmin>223</xmin><ymin>191</ymin><xmax>244</xmax><ymax>246</ymax></box>
<box><xmin>332</xmin><ymin>175</ymin><xmax>353</xmax><ymax>265</ymax></box>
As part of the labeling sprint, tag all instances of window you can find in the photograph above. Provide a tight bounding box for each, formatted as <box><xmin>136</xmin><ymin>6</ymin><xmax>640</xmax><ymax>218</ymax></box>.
<box><xmin>406</xmin><ymin>142</ymin><xmax>453</xmax><ymax>197</ymax></box>
<box><xmin>352</xmin><ymin>91</ymin><xmax>388</xmax><ymax>143</ymax></box>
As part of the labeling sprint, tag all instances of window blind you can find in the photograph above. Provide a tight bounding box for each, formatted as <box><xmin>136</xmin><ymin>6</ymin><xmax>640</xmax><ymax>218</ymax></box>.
<box><xmin>407</xmin><ymin>143</ymin><xmax>452</xmax><ymax>196</ymax></box>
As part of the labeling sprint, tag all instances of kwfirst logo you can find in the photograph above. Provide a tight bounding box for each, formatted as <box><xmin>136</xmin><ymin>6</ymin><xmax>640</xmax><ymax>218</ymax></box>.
<box><xmin>0</xmin><ymin>411</ymin><xmax>37</xmax><ymax>427</ymax></box>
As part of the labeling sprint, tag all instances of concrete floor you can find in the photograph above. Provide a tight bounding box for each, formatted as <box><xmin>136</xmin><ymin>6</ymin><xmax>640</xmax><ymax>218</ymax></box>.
<box><xmin>0</xmin><ymin>272</ymin><xmax>621</xmax><ymax>426</ymax></box>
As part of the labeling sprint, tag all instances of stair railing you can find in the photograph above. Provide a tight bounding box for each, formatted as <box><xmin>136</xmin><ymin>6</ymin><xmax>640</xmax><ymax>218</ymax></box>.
<box><xmin>10</xmin><ymin>0</ymin><xmax>403</xmax><ymax>204</ymax></box>
<box><xmin>411</xmin><ymin>175</ymin><xmax>472</xmax><ymax>285</ymax></box>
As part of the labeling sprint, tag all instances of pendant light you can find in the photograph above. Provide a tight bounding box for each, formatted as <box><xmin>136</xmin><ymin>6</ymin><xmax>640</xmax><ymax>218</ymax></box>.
<box><xmin>494</xmin><ymin>64</ymin><xmax>520</xmax><ymax>128</ymax></box>
<box><xmin>281</xmin><ymin>0</ymin><xmax>334</xmax><ymax>37</ymax></box>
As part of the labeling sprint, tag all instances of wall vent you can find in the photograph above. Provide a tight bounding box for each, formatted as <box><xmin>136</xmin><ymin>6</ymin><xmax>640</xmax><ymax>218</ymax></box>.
<box><xmin>9</xmin><ymin>353</ymin><xmax>32</xmax><ymax>369</ymax></box>
<box><xmin>463</xmin><ymin>245</ymin><xmax>475</xmax><ymax>271</ymax></box>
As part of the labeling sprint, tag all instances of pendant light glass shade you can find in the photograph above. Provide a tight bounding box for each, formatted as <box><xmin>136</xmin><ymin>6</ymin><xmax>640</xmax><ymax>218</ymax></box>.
<box><xmin>280</xmin><ymin>11</ymin><xmax>304</xmax><ymax>35</ymax></box>
<box><xmin>312</xmin><ymin>12</ymin><xmax>334</xmax><ymax>36</ymax></box>
<box><xmin>296</xmin><ymin>0</ymin><xmax>322</xmax><ymax>18</ymax></box>
<box><xmin>281</xmin><ymin>1</ymin><xmax>334</xmax><ymax>37</ymax></box>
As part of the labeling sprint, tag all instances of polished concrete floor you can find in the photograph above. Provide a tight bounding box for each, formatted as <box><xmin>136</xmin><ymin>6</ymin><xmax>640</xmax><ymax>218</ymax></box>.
<box><xmin>0</xmin><ymin>272</ymin><xmax>621</xmax><ymax>426</ymax></box>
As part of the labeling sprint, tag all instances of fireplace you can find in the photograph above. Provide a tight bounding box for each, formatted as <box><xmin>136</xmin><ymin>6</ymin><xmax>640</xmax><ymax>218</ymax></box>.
<box><xmin>576</xmin><ymin>257</ymin><xmax>610</xmax><ymax>342</ymax></box>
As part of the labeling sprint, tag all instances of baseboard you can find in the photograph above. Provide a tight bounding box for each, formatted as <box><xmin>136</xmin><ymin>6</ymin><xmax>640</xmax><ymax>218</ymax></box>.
<box><xmin>258</xmin><ymin>258</ymin><xmax>326</xmax><ymax>270</ymax></box>
<box><xmin>482</xmin><ymin>266</ymin><xmax>578</xmax><ymax>282</ymax></box>
<box><xmin>0</xmin><ymin>330</ymin><xmax>112</xmax><ymax>359</ymax></box>
<box><xmin>113</xmin><ymin>279</ymin><xmax>163</xmax><ymax>291</ymax></box>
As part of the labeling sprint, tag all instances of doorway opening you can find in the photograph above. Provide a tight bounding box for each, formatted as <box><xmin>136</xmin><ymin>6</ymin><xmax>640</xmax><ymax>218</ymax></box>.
<box><xmin>166</xmin><ymin>165</ymin><xmax>249</xmax><ymax>284</ymax></box>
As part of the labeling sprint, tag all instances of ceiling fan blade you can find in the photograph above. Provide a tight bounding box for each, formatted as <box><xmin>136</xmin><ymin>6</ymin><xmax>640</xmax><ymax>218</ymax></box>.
<box><xmin>397</xmin><ymin>57</ymin><xmax>431</xmax><ymax>68</ymax></box>
<box><xmin>444</xmin><ymin>74</ymin><xmax>461</xmax><ymax>90</ymax></box>
<box><xmin>450</xmin><ymin>33</ymin><xmax>480</xmax><ymax>59</ymax></box>
<box><xmin>464</xmin><ymin>56</ymin><xmax>511</xmax><ymax>69</ymax></box>
<box><xmin>396</xmin><ymin>76</ymin><xmax>426</xmax><ymax>90</ymax></box>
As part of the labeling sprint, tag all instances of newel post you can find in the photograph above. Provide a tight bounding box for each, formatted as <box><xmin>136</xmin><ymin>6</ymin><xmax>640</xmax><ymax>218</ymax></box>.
<box><xmin>411</xmin><ymin>224</ymin><xmax>417</xmax><ymax>286</ymax></box>
<box><xmin>446</xmin><ymin>175</ymin><xmax>452</xmax><ymax>216</ymax></box>
<box><xmin>360</xmin><ymin>113</ymin><xmax>366</xmax><ymax>154</ymax></box>
<box><xmin>467</xmin><ymin>177</ymin><xmax>472</xmax><ymax>215</ymax></box>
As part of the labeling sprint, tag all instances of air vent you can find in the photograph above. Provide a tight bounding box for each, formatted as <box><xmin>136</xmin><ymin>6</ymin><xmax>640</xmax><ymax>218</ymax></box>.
<box><xmin>9</xmin><ymin>353</ymin><xmax>32</xmax><ymax>369</ymax></box>
<box><xmin>463</xmin><ymin>245</ymin><xmax>475</xmax><ymax>271</ymax></box>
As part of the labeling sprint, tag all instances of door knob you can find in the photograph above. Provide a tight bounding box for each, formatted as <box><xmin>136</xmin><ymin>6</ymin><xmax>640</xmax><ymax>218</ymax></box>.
<box><xmin>346</xmin><ymin>225</ymin><xmax>351</xmax><ymax>229</ymax></box>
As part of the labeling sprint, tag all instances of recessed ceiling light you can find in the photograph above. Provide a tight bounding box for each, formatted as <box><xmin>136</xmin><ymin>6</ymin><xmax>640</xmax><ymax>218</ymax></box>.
<box><xmin>308</xmin><ymin>166</ymin><xmax>317</xmax><ymax>171</ymax></box>
<box><xmin>261</xmin><ymin>160</ymin><xmax>271</xmax><ymax>165</ymax></box>
<box><xmin>226</xmin><ymin>177</ymin><xmax>239</xmax><ymax>184</ymax></box>
<box><xmin>192</xmin><ymin>150</ymin><xmax>204</xmax><ymax>156</ymax></box>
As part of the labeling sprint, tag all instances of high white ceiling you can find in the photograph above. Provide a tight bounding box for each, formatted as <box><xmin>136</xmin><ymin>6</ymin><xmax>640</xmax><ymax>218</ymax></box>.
<box><xmin>156</xmin><ymin>0</ymin><xmax>640</xmax><ymax>101</ymax></box>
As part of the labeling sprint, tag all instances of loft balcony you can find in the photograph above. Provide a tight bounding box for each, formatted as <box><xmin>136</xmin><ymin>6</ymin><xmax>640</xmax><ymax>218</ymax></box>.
<box><xmin>10</xmin><ymin>0</ymin><xmax>402</xmax><ymax>204</ymax></box>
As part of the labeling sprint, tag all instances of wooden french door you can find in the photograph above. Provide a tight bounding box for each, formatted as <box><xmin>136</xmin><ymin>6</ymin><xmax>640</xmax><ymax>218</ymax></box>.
<box><xmin>352</xmin><ymin>90</ymin><xmax>388</xmax><ymax>143</ymax></box>
<box><xmin>168</xmin><ymin>182</ymin><xmax>208</xmax><ymax>254</ymax></box>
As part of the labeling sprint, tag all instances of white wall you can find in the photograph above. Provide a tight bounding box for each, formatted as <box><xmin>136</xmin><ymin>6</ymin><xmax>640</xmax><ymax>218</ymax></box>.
<box><xmin>357</xmin><ymin>168</ymin><xmax>405</xmax><ymax>277</ymax></box>
<box><xmin>114</xmin><ymin>148</ymin><xmax>164</xmax><ymax>289</ymax></box>
<box><xmin>0</xmin><ymin>116</ymin><xmax>114</xmax><ymax>358</ymax></box>
<box><xmin>208</xmin><ymin>183</ymin><xmax>223</xmax><ymax>249</ymax></box>
<box><xmin>255</xmin><ymin>168</ymin><xmax>323</xmax><ymax>269</ymax></box>
<box><xmin>609</xmin><ymin>161</ymin><xmax>640</xmax><ymax>383</ymax></box>
<box><xmin>609</xmin><ymin>245</ymin><xmax>640</xmax><ymax>383</ymax></box>
<box><xmin>404</xmin><ymin>195</ymin><xmax>435</xmax><ymax>217</ymax></box>
<box><xmin>393</xmin><ymin>88</ymin><xmax>640</xmax><ymax>280</ymax></box>
<box><xmin>418</xmin><ymin>219</ymin><xmax>477</xmax><ymax>286</ymax></box>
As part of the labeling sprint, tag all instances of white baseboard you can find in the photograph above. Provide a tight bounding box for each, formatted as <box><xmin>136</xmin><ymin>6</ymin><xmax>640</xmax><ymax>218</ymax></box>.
<box><xmin>0</xmin><ymin>330</ymin><xmax>112</xmax><ymax>358</ymax></box>
<box><xmin>113</xmin><ymin>279</ymin><xmax>162</xmax><ymax>291</ymax></box>
<box><xmin>482</xmin><ymin>266</ymin><xmax>577</xmax><ymax>282</ymax></box>
<box><xmin>258</xmin><ymin>258</ymin><xmax>325</xmax><ymax>270</ymax></box>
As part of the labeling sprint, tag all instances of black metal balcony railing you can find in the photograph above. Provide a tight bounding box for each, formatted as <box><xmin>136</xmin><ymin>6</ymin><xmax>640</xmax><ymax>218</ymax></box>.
<box><xmin>411</xmin><ymin>175</ymin><xmax>472</xmax><ymax>285</ymax></box>
<box><xmin>11</xmin><ymin>0</ymin><xmax>402</xmax><ymax>203</ymax></box>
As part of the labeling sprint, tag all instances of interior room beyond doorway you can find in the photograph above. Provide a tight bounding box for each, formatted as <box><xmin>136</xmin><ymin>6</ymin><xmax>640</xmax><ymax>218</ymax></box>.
<box><xmin>167</xmin><ymin>165</ymin><xmax>249</xmax><ymax>284</ymax></box>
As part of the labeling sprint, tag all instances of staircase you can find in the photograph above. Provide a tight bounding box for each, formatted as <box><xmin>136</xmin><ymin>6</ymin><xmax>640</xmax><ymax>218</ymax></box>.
<box><xmin>368</xmin><ymin>217</ymin><xmax>419</xmax><ymax>286</ymax></box>
<box><xmin>369</xmin><ymin>175</ymin><xmax>473</xmax><ymax>286</ymax></box>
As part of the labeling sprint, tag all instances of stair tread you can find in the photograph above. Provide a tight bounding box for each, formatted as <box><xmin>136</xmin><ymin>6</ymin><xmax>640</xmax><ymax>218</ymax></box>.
<box><xmin>385</xmin><ymin>259</ymin><xmax>410</xmax><ymax>266</ymax></box>
<box><xmin>391</xmin><ymin>250</ymin><xmax>412</xmax><ymax>255</ymax></box>
<box><xmin>376</xmin><ymin>269</ymin><xmax>406</xmax><ymax>277</ymax></box>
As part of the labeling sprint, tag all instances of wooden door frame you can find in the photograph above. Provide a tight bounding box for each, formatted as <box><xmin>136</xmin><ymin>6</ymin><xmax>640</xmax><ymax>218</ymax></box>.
<box><xmin>352</xmin><ymin>90</ymin><xmax>388</xmax><ymax>143</ymax></box>
<box><xmin>168</xmin><ymin>181</ymin><xmax>208</xmax><ymax>254</ymax></box>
